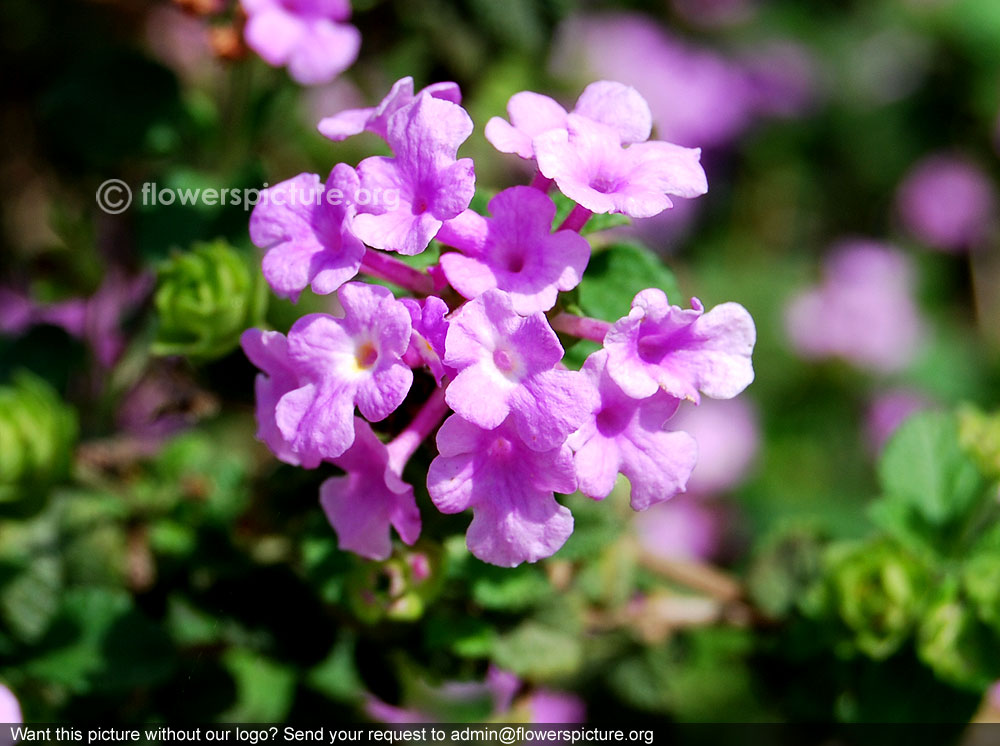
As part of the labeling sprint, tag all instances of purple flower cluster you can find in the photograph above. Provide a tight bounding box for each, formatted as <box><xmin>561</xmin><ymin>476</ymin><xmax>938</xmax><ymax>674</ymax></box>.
<box><xmin>243</xmin><ymin>78</ymin><xmax>756</xmax><ymax>567</ymax></box>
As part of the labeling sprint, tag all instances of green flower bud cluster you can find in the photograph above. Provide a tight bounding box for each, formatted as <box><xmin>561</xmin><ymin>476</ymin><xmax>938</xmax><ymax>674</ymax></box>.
<box><xmin>826</xmin><ymin>538</ymin><xmax>928</xmax><ymax>660</ymax></box>
<box><xmin>152</xmin><ymin>240</ymin><xmax>268</xmax><ymax>362</ymax></box>
<box><xmin>0</xmin><ymin>372</ymin><xmax>77</xmax><ymax>515</ymax></box>
<box><xmin>346</xmin><ymin>543</ymin><xmax>445</xmax><ymax>624</ymax></box>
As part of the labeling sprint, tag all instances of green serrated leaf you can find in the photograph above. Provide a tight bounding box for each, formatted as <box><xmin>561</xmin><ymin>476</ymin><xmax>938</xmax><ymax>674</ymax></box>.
<box><xmin>877</xmin><ymin>411</ymin><xmax>986</xmax><ymax>526</ymax></box>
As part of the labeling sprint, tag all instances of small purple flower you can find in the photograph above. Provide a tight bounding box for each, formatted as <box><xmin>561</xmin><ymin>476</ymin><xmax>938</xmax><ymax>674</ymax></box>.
<box><xmin>351</xmin><ymin>94</ymin><xmax>476</xmax><ymax>255</ymax></box>
<box><xmin>250</xmin><ymin>165</ymin><xmax>365</xmax><ymax>302</ymax></box>
<box><xmin>0</xmin><ymin>683</ymin><xmax>21</xmax><ymax>724</ymax></box>
<box><xmin>604</xmin><ymin>289</ymin><xmax>756</xmax><ymax>403</ymax></box>
<box><xmin>241</xmin><ymin>282</ymin><xmax>412</xmax><ymax>466</ymax></box>
<box><xmin>443</xmin><ymin>289</ymin><xmax>597</xmax><ymax>451</ymax></box>
<box><xmin>896</xmin><ymin>154</ymin><xmax>997</xmax><ymax>252</ymax></box>
<box><xmin>567</xmin><ymin>351</ymin><xmax>697</xmax><ymax>510</ymax></box>
<box><xmin>318</xmin><ymin>76</ymin><xmax>461</xmax><ymax>142</ymax></box>
<box><xmin>534</xmin><ymin>115</ymin><xmax>707</xmax><ymax>218</ymax></box>
<box><xmin>438</xmin><ymin>187</ymin><xmax>591</xmax><ymax>314</ymax></box>
<box><xmin>428</xmin><ymin>414</ymin><xmax>577</xmax><ymax>567</ymax></box>
<box><xmin>784</xmin><ymin>241</ymin><xmax>924</xmax><ymax>373</ymax></box>
<box><xmin>399</xmin><ymin>295</ymin><xmax>452</xmax><ymax>385</ymax></box>
<box><xmin>668</xmin><ymin>397</ymin><xmax>759</xmax><ymax>496</ymax></box>
<box><xmin>320</xmin><ymin>417</ymin><xmax>420</xmax><ymax>560</ymax></box>
<box><xmin>241</xmin><ymin>327</ymin><xmax>305</xmax><ymax>465</ymax></box>
<box><xmin>241</xmin><ymin>0</ymin><xmax>361</xmax><ymax>86</ymax></box>
<box><xmin>484</xmin><ymin>80</ymin><xmax>652</xmax><ymax>160</ymax></box>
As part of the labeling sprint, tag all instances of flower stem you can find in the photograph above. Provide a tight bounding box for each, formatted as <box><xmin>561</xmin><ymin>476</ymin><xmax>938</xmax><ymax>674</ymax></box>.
<box><xmin>360</xmin><ymin>248</ymin><xmax>434</xmax><ymax>296</ymax></box>
<box><xmin>550</xmin><ymin>311</ymin><xmax>612</xmax><ymax>344</ymax></box>
<box><xmin>530</xmin><ymin>172</ymin><xmax>554</xmax><ymax>193</ymax></box>
<box><xmin>386</xmin><ymin>387</ymin><xmax>450</xmax><ymax>473</ymax></box>
<box><xmin>558</xmin><ymin>204</ymin><xmax>593</xmax><ymax>233</ymax></box>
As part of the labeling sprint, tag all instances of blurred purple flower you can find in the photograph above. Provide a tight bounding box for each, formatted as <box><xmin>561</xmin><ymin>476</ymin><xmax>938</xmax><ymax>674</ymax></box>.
<box><xmin>241</xmin><ymin>0</ymin><xmax>360</xmax><ymax>86</ymax></box>
<box><xmin>634</xmin><ymin>494</ymin><xmax>724</xmax><ymax>562</ymax></box>
<box><xmin>0</xmin><ymin>270</ymin><xmax>152</xmax><ymax>368</ymax></box>
<box><xmin>739</xmin><ymin>41</ymin><xmax>820</xmax><ymax>119</ymax></box>
<box><xmin>896</xmin><ymin>155</ymin><xmax>997</xmax><ymax>252</ymax></box>
<box><xmin>0</xmin><ymin>683</ymin><xmax>21</xmax><ymax>724</ymax></box>
<box><xmin>525</xmin><ymin>690</ymin><xmax>586</xmax><ymax>724</ymax></box>
<box><xmin>784</xmin><ymin>241</ymin><xmax>925</xmax><ymax>373</ymax></box>
<box><xmin>365</xmin><ymin>667</ymin><xmax>583</xmax><ymax>725</ymax></box>
<box><xmin>865</xmin><ymin>389</ymin><xmax>933</xmax><ymax>454</ymax></box>
<box><xmin>550</xmin><ymin>14</ymin><xmax>753</xmax><ymax>148</ymax></box>
<box><xmin>145</xmin><ymin>5</ymin><xmax>213</xmax><ymax>81</ymax></box>
<box><xmin>668</xmin><ymin>397</ymin><xmax>759</xmax><ymax>496</ymax></box>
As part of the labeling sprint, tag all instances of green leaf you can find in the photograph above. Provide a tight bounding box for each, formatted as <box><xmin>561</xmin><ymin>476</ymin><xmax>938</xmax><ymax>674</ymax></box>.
<box><xmin>877</xmin><ymin>411</ymin><xmax>986</xmax><ymax>526</ymax></box>
<box><xmin>0</xmin><ymin>554</ymin><xmax>62</xmax><ymax>644</ymax></box>
<box><xmin>491</xmin><ymin>622</ymin><xmax>582</xmax><ymax>679</ymax></box>
<box><xmin>221</xmin><ymin>648</ymin><xmax>296</xmax><ymax>722</ymax></box>
<box><xmin>307</xmin><ymin>634</ymin><xmax>364</xmax><ymax>704</ymax></box>
<box><xmin>24</xmin><ymin>587</ymin><xmax>173</xmax><ymax>694</ymax></box>
<box><xmin>576</xmin><ymin>242</ymin><xmax>681</xmax><ymax>322</ymax></box>
<box><xmin>470</xmin><ymin>564</ymin><xmax>552</xmax><ymax>611</ymax></box>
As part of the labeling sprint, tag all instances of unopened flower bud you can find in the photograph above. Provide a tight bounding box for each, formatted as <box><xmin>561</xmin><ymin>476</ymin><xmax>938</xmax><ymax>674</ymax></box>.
<box><xmin>153</xmin><ymin>240</ymin><xmax>268</xmax><ymax>362</ymax></box>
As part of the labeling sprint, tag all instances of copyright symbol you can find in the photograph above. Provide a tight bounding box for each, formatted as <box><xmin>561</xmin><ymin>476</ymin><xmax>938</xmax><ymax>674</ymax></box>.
<box><xmin>500</xmin><ymin>727</ymin><xmax>516</xmax><ymax>745</ymax></box>
<box><xmin>96</xmin><ymin>179</ymin><xmax>132</xmax><ymax>215</ymax></box>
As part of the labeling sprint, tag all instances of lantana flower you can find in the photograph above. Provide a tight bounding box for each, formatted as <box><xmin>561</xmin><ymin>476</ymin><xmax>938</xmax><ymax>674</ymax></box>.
<box><xmin>321</xmin><ymin>417</ymin><xmax>421</xmax><ymax>560</ymax></box>
<box><xmin>534</xmin><ymin>115</ymin><xmax>708</xmax><ymax>218</ymax></box>
<box><xmin>568</xmin><ymin>351</ymin><xmax>697</xmax><ymax>509</ymax></box>
<box><xmin>604</xmin><ymin>288</ymin><xmax>755</xmax><ymax>402</ymax></box>
<box><xmin>484</xmin><ymin>80</ymin><xmax>653</xmax><ymax>160</ymax></box>
<box><xmin>428</xmin><ymin>414</ymin><xmax>577</xmax><ymax>567</ymax></box>
<box><xmin>241</xmin><ymin>282</ymin><xmax>412</xmax><ymax>466</ymax></box>
<box><xmin>438</xmin><ymin>187</ymin><xmax>591</xmax><ymax>314</ymax></box>
<box><xmin>351</xmin><ymin>94</ymin><xmax>476</xmax><ymax>255</ymax></box>
<box><xmin>241</xmin><ymin>0</ymin><xmax>361</xmax><ymax>86</ymax></box>
<box><xmin>250</xmin><ymin>165</ymin><xmax>365</xmax><ymax>302</ymax></box>
<box><xmin>443</xmin><ymin>289</ymin><xmax>597</xmax><ymax>451</ymax></box>
<box><xmin>319</xmin><ymin>76</ymin><xmax>462</xmax><ymax>142</ymax></box>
